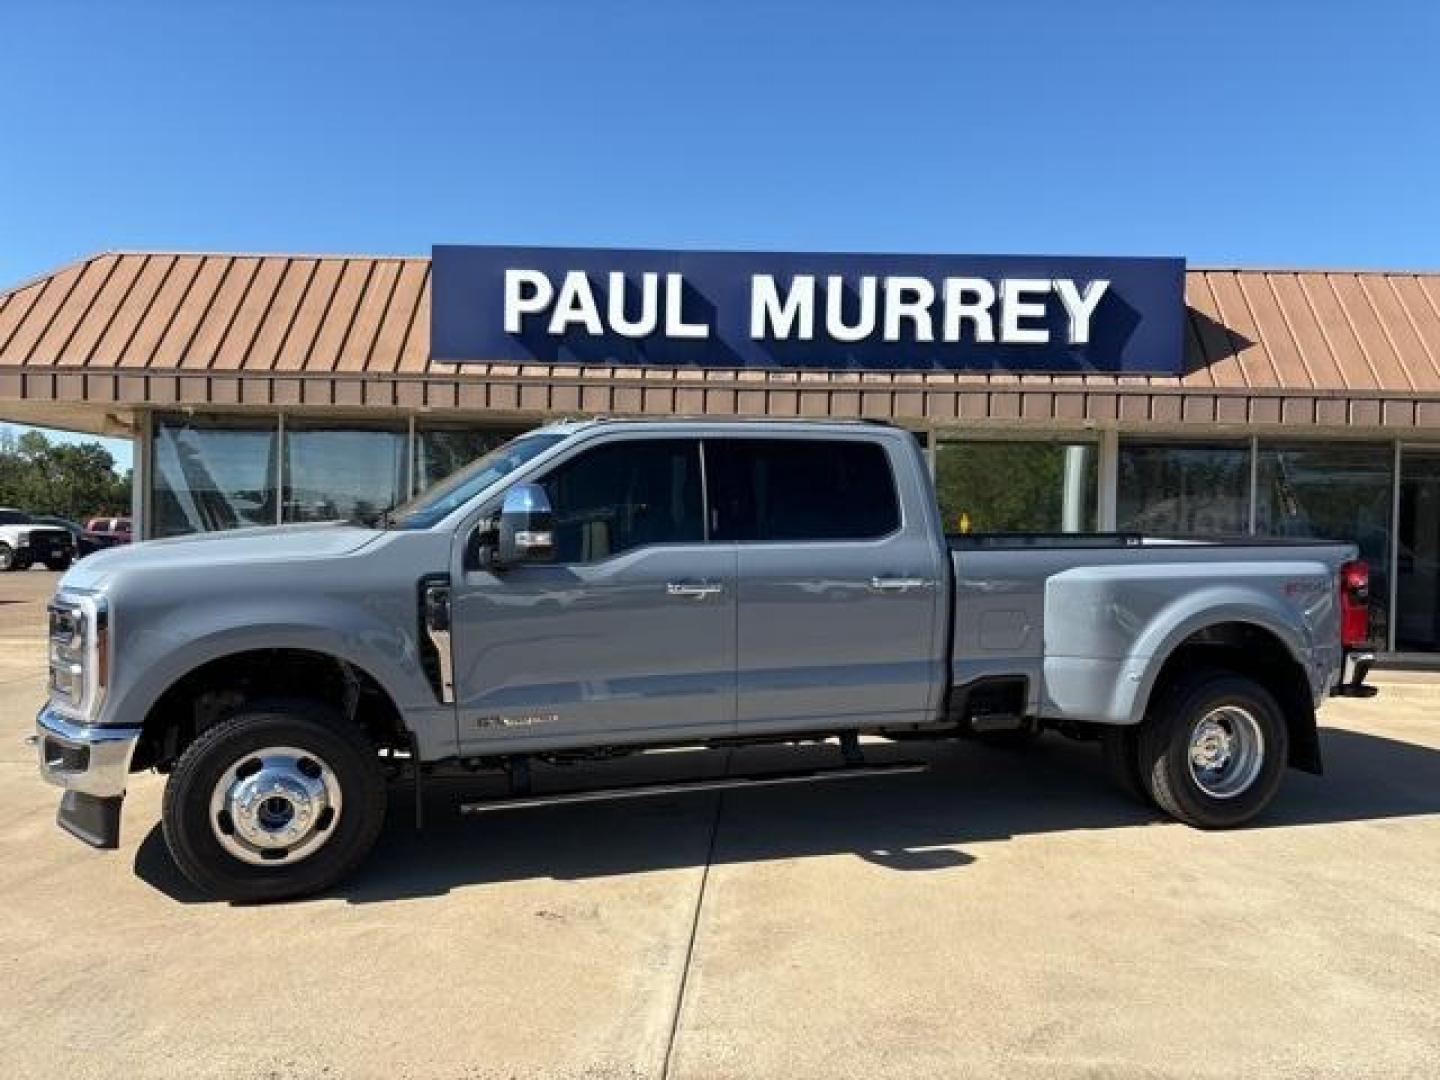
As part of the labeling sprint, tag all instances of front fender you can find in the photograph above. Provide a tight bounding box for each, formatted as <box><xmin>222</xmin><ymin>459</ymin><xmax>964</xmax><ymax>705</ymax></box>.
<box><xmin>98</xmin><ymin>594</ymin><xmax>437</xmax><ymax>743</ymax></box>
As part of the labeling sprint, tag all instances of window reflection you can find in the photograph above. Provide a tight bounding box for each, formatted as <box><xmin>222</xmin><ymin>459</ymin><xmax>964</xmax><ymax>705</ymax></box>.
<box><xmin>1256</xmin><ymin>442</ymin><xmax>1392</xmax><ymax>647</ymax></box>
<box><xmin>1118</xmin><ymin>442</ymin><xmax>1250</xmax><ymax>535</ymax></box>
<box><xmin>935</xmin><ymin>442</ymin><xmax>1096</xmax><ymax>533</ymax></box>
<box><xmin>283</xmin><ymin>423</ymin><xmax>409</xmax><ymax>524</ymax></box>
<box><xmin>152</xmin><ymin>416</ymin><xmax>278</xmax><ymax>537</ymax></box>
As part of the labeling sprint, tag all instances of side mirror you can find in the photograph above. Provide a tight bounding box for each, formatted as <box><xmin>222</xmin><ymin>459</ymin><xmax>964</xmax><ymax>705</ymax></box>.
<box><xmin>496</xmin><ymin>483</ymin><xmax>555</xmax><ymax>566</ymax></box>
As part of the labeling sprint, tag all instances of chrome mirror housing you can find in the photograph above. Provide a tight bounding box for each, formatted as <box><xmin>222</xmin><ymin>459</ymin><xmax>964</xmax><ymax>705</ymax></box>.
<box><xmin>496</xmin><ymin>483</ymin><xmax>555</xmax><ymax>565</ymax></box>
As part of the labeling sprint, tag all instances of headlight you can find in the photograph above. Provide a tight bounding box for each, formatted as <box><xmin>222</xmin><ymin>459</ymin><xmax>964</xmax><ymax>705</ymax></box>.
<box><xmin>47</xmin><ymin>594</ymin><xmax>109</xmax><ymax>720</ymax></box>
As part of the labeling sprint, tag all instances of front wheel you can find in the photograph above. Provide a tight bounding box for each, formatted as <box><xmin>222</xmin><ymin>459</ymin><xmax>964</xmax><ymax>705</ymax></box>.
<box><xmin>0</xmin><ymin>543</ymin><xmax>14</xmax><ymax>571</ymax></box>
<box><xmin>162</xmin><ymin>700</ymin><xmax>387</xmax><ymax>902</ymax></box>
<box><xmin>1137</xmin><ymin>670</ymin><xmax>1288</xmax><ymax>829</ymax></box>
<box><xmin>46</xmin><ymin>556</ymin><xmax>72</xmax><ymax>572</ymax></box>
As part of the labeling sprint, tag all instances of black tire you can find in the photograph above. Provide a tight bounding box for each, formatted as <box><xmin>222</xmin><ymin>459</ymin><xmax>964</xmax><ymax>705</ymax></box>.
<box><xmin>1100</xmin><ymin>725</ymin><xmax>1150</xmax><ymax>805</ymax></box>
<box><xmin>1137</xmin><ymin>670</ymin><xmax>1288</xmax><ymax>829</ymax></box>
<box><xmin>46</xmin><ymin>556</ymin><xmax>72</xmax><ymax>572</ymax></box>
<box><xmin>162</xmin><ymin>700</ymin><xmax>387</xmax><ymax>902</ymax></box>
<box><xmin>0</xmin><ymin>543</ymin><xmax>12</xmax><ymax>571</ymax></box>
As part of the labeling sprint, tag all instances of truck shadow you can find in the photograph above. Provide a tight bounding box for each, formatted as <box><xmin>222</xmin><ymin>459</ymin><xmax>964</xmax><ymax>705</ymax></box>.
<box><xmin>133</xmin><ymin>725</ymin><xmax>1440</xmax><ymax>905</ymax></box>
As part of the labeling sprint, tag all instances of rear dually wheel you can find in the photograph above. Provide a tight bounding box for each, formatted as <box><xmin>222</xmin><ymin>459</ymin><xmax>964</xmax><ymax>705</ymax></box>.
<box><xmin>1137</xmin><ymin>670</ymin><xmax>1288</xmax><ymax>829</ymax></box>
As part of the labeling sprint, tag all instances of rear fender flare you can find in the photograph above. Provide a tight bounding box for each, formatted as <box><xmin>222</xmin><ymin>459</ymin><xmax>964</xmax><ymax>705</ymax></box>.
<box><xmin>1120</xmin><ymin>598</ymin><xmax>1316</xmax><ymax>727</ymax></box>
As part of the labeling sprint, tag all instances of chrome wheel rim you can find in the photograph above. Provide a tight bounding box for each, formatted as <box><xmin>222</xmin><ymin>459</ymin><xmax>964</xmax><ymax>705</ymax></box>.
<box><xmin>1187</xmin><ymin>706</ymin><xmax>1265</xmax><ymax>799</ymax></box>
<box><xmin>208</xmin><ymin>746</ymin><xmax>343</xmax><ymax>866</ymax></box>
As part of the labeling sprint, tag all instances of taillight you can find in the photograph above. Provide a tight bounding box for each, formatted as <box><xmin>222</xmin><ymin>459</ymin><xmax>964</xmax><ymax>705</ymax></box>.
<box><xmin>1339</xmin><ymin>558</ymin><xmax>1370</xmax><ymax>649</ymax></box>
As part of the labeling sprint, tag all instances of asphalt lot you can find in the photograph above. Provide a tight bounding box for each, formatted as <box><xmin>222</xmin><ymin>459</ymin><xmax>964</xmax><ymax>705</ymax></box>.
<box><xmin>2</xmin><ymin>567</ymin><xmax>1439</xmax><ymax>1079</ymax></box>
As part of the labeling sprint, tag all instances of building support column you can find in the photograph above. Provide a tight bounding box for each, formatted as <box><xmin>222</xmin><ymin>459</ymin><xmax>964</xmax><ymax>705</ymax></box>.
<box><xmin>1061</xmin><ymin>444</ymin><xmax>1088</xmax><ymax>532</ymax></box>
<box><xmin>275</xmin><ymin>412</ymin><xmax>286</xmax><ymax>525</ymax></box>
<box><xmin>1247</xmin><ymin>435</ymin><xmax>1260</xmax><ymax>534</ymax></box>
<box><xmin>408</xmin><ymin>414</ymin><xmax>419</xmax><ymax>499</ymax></box>
<box><xmin>1389</xmin><ymin>440</ymin><xmax>1402</xmax><ymax>653</ymax></box>
<box><xmin>1096</xmin><ymin>428</ymin><xmax>1119</xmax><ymax>531</ymax></box>
<box><xmin>131</xmin><ymin>409</ymin><xmax>152</xmax><ymax>541</ymax></box>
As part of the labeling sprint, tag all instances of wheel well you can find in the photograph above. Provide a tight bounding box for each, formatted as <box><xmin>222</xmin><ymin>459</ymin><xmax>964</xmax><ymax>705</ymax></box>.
<box><xmin>1147</xmin><ymin>622</ymin><xmax>1322</xmax><ymax>774</ymax></box>
<box><xmin>133</xmin><ymin>649</ymin><xmax>409</xmax><ymax>772</ymax></box>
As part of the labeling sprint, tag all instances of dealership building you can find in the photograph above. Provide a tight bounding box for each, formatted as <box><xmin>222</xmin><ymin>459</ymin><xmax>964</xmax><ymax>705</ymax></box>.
<box><xmin>3</xmin><ymin>246</ymin><xmax>1440</xmax><ymax>658</ymax></box>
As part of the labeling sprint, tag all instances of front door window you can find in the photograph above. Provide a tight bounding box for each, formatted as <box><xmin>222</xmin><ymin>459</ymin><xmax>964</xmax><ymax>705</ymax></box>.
<box><xmin>540</xmin><ymin>438</ymin><xmax>704</xmax><ymax>561</ymax></box>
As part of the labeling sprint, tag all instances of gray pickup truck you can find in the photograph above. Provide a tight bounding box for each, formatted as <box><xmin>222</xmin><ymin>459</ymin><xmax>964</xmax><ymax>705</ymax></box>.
<box><xmin>36</xmin><ymin>419</ymin><xmax>1375</xmax><ymax>901</ymax></box>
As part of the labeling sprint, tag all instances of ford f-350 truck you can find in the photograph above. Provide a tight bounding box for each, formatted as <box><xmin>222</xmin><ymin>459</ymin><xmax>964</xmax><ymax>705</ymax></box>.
<box><xmin>35</xmin><ymin>419</ymin><xmax>1375</xmax><ymax>901</ymax></box>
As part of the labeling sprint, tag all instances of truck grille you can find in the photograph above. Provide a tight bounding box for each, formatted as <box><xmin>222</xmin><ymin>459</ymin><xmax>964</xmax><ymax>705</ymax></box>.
<box><xmin>28</xmin><ymin>528</ymin><xmax>72</xmax><ymax>553</ymax></box>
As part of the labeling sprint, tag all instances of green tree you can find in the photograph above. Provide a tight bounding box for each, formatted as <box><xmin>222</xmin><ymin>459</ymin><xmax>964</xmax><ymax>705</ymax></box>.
<box><xmin>0</xmin><ymin>430</ymin><xmax>131</xmax><ymax>521</ymax></box>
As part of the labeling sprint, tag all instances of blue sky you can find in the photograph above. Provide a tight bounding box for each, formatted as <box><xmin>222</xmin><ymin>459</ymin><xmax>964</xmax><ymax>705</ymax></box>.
<box><xmin>2</xmin><ymin>0</ymin><xmax>1438</xmax><ymax>470</ymax></box>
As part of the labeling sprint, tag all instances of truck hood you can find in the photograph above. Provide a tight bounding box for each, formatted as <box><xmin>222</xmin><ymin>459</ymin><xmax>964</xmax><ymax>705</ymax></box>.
<box><xmin>60</xmin><ymin>522</ymin><xmax>383</xmax><ymax>592</ymax></box>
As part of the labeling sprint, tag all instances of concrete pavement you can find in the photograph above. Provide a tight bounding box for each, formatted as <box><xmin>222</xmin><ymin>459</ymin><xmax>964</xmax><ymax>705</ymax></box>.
<box><xmin>2</xmin><ymin>568</ymin><xmax>1438</xmax><ymax>1078</ymax></box>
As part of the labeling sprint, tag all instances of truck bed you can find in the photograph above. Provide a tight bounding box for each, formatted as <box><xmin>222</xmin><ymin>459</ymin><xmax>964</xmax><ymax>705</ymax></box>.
<box><xmin>948</xmin><ymin>531</ymin><xmax>1356</xmax><ymax>550</ymax></box>
<box><xmin>946</xmin><ymin>532</ymin><xmax>1358</xmax><ymax>727</ymax></box>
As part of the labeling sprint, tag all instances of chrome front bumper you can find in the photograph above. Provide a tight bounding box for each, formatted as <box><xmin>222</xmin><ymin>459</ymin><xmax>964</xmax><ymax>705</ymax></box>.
<box><xmin>35</xmin><ymin>706</ymin><xmax>142</xmax><ymax>849</ymax></box>
<box><xmin>35</xmin><ymin>705</ymin><xmax>141</xmax><ymax>798</ymax></box>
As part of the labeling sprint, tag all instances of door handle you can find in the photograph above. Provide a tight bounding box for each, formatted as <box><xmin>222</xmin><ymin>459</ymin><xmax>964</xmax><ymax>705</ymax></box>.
<box><xmin>667</xmin><ymin>581</ymin><xmax>724</xmax><ymax>599</ymax></box>
<box><xmin>869</xmin><ymin>576</ymin><xmax>932</xmax><ymax>593</ymax></box>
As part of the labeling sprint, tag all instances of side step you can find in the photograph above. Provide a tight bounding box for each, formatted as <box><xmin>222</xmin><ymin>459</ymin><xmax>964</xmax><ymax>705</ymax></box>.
<box><xmin>458</xmin><ymin>759</ymin><xmax>928</xmax><ymax>816</ymax></box>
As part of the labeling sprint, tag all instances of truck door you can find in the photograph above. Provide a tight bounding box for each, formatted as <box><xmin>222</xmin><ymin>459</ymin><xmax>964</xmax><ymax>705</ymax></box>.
<box><xmin>708</xmin><ymin>435</ymin><xmax>942</xmax><ymax>734</ymax></box>
<box><xmin>451</xmin><ymin>436</ymin><xmax>737</xmax><ymax>751</ymax></box>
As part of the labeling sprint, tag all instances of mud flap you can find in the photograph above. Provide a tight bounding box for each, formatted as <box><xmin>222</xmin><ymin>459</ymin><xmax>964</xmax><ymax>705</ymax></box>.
<box><xmin>1287</xmin><ymin>713</ymin><xmax>1324</xmax><ymax>776</ymax></box>
<box><xmin>58</xmin><ymin>791</ymin><xmax>123</xmax><ymax>849</ymax></box>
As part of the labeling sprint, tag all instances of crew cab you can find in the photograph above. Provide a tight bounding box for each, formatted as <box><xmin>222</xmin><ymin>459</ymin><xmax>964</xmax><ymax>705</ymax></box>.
<box><xmin>34</xmin><ymin>419</ymin><xmax>1374</xmax><ymax>901</ymax></box>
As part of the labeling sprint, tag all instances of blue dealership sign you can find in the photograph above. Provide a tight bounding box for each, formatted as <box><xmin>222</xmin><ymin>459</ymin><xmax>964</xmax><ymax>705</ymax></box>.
<box><xmin>431</xmin><ymin>244</ymin><xmax>1185</xmax><ymax>374</ymax></box>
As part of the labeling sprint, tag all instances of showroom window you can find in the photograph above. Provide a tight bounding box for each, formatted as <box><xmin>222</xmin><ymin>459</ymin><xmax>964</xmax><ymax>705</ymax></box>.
<box><xmin>282</xmin><ymin>421</ymin><xmax>410</xmax><ymax>524</ymax></box>
<box><xmin>935</xmin><ymin>441</ymin><xmax>1097</xmax><ymax>533</ymax></box>
<box><xmin>1397</xmin><ymin>448</ymin><xmax>1440</xmax><ymax>652</ymax></box>
<box><xmin>151</xmin><ymin>416</ymin><xmax>279</xmax><ymax>537</ymax></box>
<box><xmin>150</xmin><ymin>417</ymin><xmax>545</xmax><ymax>536</ymax></box>
<box><xmin>1118</xmin><ymin>441</ymin><xmax>1251</xmax><ymax>535</ymax></box>
<box><xmin>1256</xmin><ymin>442</ymin><xmax>1393</xmax><ymax>647</ymax></box>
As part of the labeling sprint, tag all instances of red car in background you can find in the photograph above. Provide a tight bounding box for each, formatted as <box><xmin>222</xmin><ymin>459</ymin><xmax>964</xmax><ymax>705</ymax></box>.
<box><xmin>81</xmin><ymin>516</ymin><xmax>133</xmax><ymax>554</ymax></box>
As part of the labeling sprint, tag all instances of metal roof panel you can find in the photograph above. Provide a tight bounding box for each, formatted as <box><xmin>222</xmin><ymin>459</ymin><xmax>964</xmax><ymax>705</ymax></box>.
<box><xmin>4</xmin><ymin>254</ymin><xmax>1440</xmax><ymax>405</ymax></box>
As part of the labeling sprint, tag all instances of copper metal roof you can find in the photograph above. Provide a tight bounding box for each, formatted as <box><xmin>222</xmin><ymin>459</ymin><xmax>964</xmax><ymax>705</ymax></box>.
<box><xmin>5</xmin><ymin>251</ymin><xmax>1440</xmax><ymax>432</ymax></box>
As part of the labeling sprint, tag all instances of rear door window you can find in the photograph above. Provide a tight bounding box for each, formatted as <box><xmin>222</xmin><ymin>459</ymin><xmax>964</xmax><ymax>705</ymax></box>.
<box><xmin>708</xmin><ymin>438</ymin><xmax>900</xmax><ymax>543</ymax></box>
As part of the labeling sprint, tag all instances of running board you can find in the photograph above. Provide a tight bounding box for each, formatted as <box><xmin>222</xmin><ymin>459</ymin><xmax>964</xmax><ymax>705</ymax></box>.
<box><xmin>458</xmin><ymin>760</ymin><xmax>928</xmax><ymax>815</ymax></box>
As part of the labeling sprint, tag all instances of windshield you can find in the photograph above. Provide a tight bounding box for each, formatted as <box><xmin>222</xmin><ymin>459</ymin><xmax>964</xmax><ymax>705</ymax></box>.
<box><xmin>0</xmin><ymin>509</ymin><xmax>33</xmax><ymax>526</ymax></box>
<box><xmin>389</xmin><ymin>432</ymin><xmax>568</xmax><ymax>530</ymax></box>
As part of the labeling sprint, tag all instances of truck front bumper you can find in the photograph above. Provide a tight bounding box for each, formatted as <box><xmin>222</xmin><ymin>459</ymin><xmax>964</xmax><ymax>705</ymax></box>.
<box><xmin>34</xmin><ymin>705</ymin><xmax>141</xmax><ymax>848</ymax></box>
